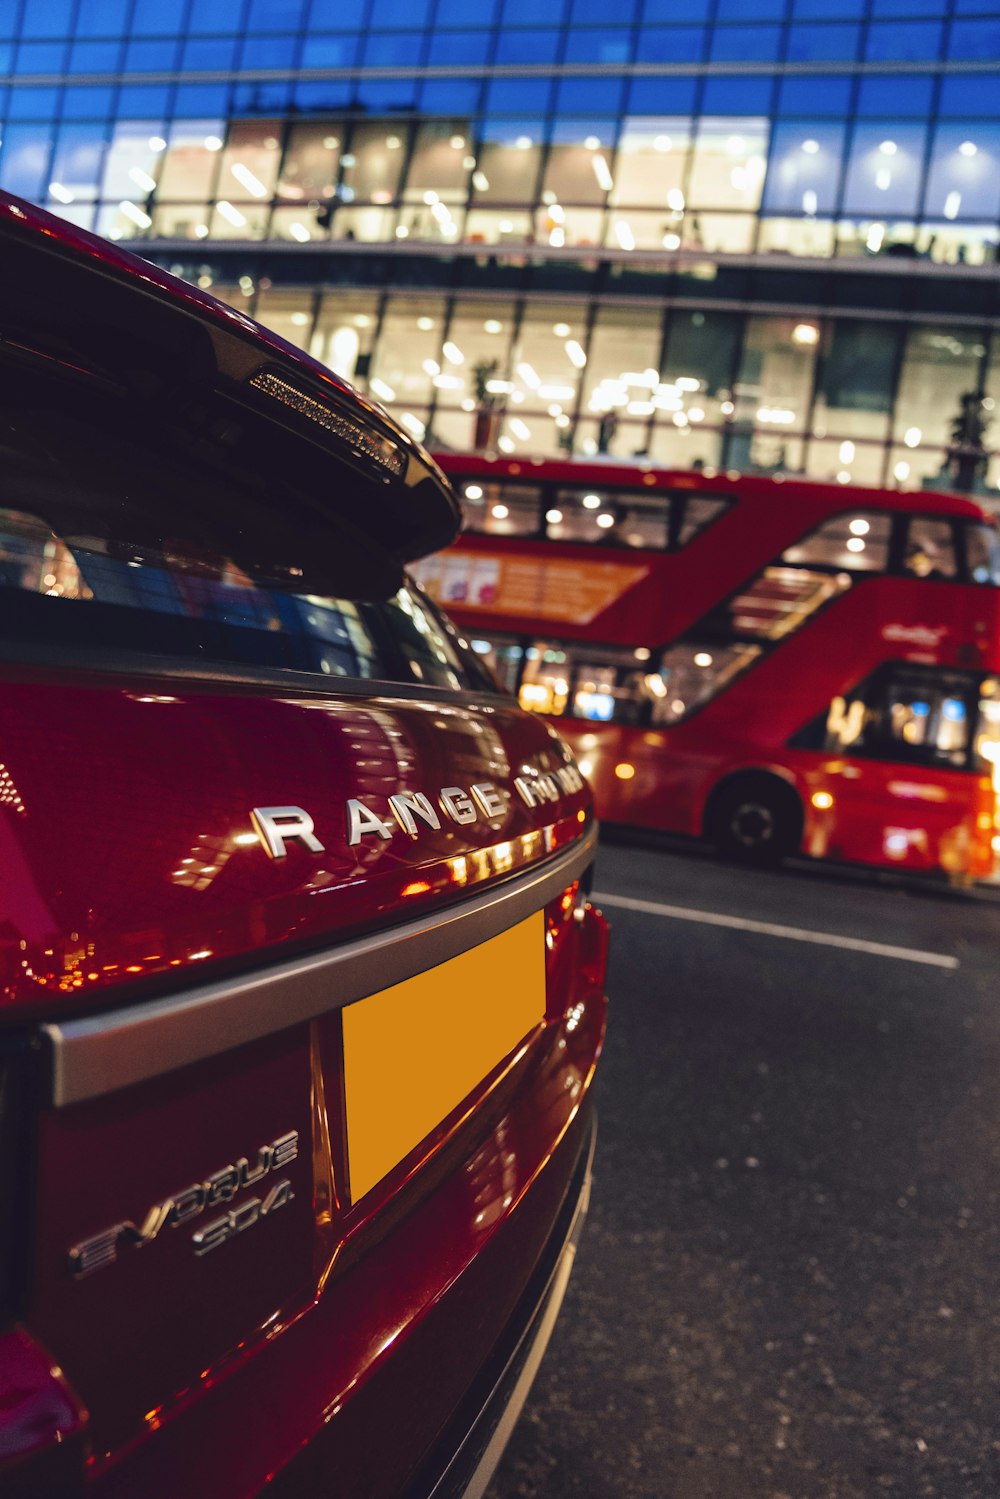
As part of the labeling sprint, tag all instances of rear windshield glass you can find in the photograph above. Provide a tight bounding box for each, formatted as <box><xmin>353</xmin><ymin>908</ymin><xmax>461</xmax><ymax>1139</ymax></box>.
<box><xmin>0</xmin><ymin>506</ymin><xmax>488</xmax><ymax>689</ymax></box>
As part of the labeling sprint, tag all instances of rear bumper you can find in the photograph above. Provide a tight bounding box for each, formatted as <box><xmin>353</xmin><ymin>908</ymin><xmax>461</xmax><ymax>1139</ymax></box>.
<box><xmin>420</xmin><ymin>1111</ymin><xmax>595</xmax><ymax>1499</ymax></box>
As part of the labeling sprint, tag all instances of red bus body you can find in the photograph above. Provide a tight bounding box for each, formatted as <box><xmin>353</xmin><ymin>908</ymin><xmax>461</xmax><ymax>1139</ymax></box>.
<box><xmin>423</xmin><ymin>455</ymin><xmax>1000</xmax><ymax>880</ymax></box>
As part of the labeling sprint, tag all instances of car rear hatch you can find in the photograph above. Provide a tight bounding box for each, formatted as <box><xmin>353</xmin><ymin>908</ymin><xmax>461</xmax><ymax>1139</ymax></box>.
<box><xmin>0</xmin><ymin>197</ymin><xmax>606</xmax><ymax>1496</ymax></box>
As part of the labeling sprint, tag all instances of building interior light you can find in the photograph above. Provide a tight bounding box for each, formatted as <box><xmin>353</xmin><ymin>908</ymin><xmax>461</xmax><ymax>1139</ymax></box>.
<box><xmin>546</xmin><ymin>509</ymin><xmax>563</xmax><ymax>524</ymax></box>
<box><xmin>879</xmin><ymin>140</ymin><xmax>897</xmax><ymax>156</ymax></box>
<box><xmin>596</xmin><ymin>513</ymin><xmax>615</xmax><ymax>529</ymax></box>
<box><xmin>849</xmin><ymin>518</ymin><xmax>869</xmax><ymax>536</ymax></box>
<box><xmin>591</xmin><ymin>155</ymin><xmax>614</xmax><ymax>192</ymax></box>
<box><xmin>801</xmin><ymin>139</ymin><xmax>820</xmax><ymax>154</ymax></box>
<box><xmin>846</xmin><ymin>537</ymin><xmax>865</xmax><ymax>551</ymax></box>
<box><xmin>484</xmin><ymin>319</ymin><xmax>503</xmax><ymax>333</ymax></box>
<box><xmin>582</xmin><ymin>494</ymin><xmax>602</xmax><ymax>509</ymax></box>
<box><xmin>491</xmin><ymin>504</ymin><xmax>509</xmax><ymax>519</ymax></box>
<box><xmin>442</xmin><ymin>341</ymin><xmax>464</xmax><ymax>364</ymax></box>
<box><xmin>565</xmin><ymin>340</ymin><xmax>587</xmax><ymax>369</ymax></box>
<box><xmin>792</xmin><ymin>323</ymin><xmax>819</xmax><ymax>345</ymax></box>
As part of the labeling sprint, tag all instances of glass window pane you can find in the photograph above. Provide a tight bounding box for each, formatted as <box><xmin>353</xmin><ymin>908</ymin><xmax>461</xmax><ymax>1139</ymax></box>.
<box><xmin>542</xmin><ymin>122</ymin><xmax>617</xmax><ymax>207</ymax></box>
<box><xmin>842</xmin><ymin>123</ymin><xmax>927</xmax><ymax>217</ymax></box>
<box><xmin>310</xmin><ymin>292</ymin><xmax>379</xmax><ymax>381</ymax></box>
<box><xmin>341</xmin><ymin>123</ymin><xmax>409</xmax><ymax>203</ymax></box>
<box><xmin>660</xmin><ymin>310</ymin><xmax>742</xmax><ymax>424</ymax></box>
<box><xmin>369</xmin><ymin>297</ymin><xmax>447</xmax><ymax>407</ymax></box>
<box><xmin>278</xmin><ymin>122</ymin><xmax>342</xmax><ymax>199</ymax></box>
<box><xmin>48</xmin><ymin>123</ymin><xmax>106</xmax><ymax>205</ymax></box>
<box><xmin>813</xmin><ymin>321</ymin><xmax>900</xmax><ymax>442</ymax></box>
<box><xmin>762</xmin><ymin>121</ymin><xmax>845</xmax><ymax>216</ymax></box>
<box><xmin>403</xmin><ymin>120</ymin><xmax>474</xmax><ymax>204</ymax></box>
<box><xmin>688</xmin><ymin>117</ymin><xmax>769</xmax><ymax>210</ymax></box>
<box><xmin>431</xmin><ymin>300</ymin><xmax>517</xmax><ymax>413</ymax></box>
<box><xmin>217</xmin><ymin>119</ymin><xmax>282</xmax><ymax>204</ymax></box>
<box><xmin>582</xmin><ymin>305</ymin><xmax>663</xmax><ymax>421</ymax></box>
<box><xmin>734</xmin><ymin>315</ymin><xmax>816</xmax><ymax>432</ymax></box>
<box><xmin>783</xmin><ymin>512</ymin><xmax>892</xmax><ymax>571</ymax></box>
<box><xmin>893</xmin><ymin>326</ymin><xmax>984</xmax><ymax>447</ymax></box>
<box><xmin>471</xmin><ymin>122</ymin><xmax>543</xmax><ymax>205</ymax></box>
<box><xmin>650</xmin><ymin>643</ymin><xmax>762</xmax><ymax>724</ymax></box>
<box><xmin>904</xmin><ymin>517</ymin><xmax>958</xmax><ymax>579</ymax></box>
<box><xmin>546</xmin><ymin>489</ymin><xmax>669</xmax><ymax>548</ymax></box>
<box><xmin>157</xmin><ymin>120</ymin><xmax>223</xmax><ymax>199</ymax></box>
<box><xmin>461</xmin><ymin>481</ymin><xmax>542</xmax><ymax>536</ymax></box>
<box><xmin>609</xmin><ymin>117</ymin><xmax>691</xmax><ymax>208</ymax></box>
<box><xmin>923</xmin><ymin>123</ymin><xmax>1000</xmax><ymax>221</ymax></box>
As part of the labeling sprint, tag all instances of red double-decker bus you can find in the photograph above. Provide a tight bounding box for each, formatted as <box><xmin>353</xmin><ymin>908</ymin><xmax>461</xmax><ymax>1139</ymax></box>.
<box><xmin>414</xmin><ymin>455</ymin><xmax>1000</xmax><ymax>880</ymax></box>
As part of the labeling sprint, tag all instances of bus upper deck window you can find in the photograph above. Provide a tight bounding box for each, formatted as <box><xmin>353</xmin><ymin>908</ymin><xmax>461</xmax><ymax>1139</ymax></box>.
<box><xmin>676</xmin><ymin>496</ymin><xmax>729</xmax><ymax>547</ymax></box>
<box><xmin>904</xmin><ymin>517</ymin><xmax>957</xmax><ymax>580</ymax></box>
<box><xmin>547</xmin><ymin>490</ymin><xmax>669</xmax><ymax>549</ymax></box>
<box><xmin>964</xmin><ymin>522</ymin><xmax>1000</xmax><ymax>585</ymax></box>
<box><xmin>462</xmin><ymin>482</ymin><xmax>541</xmax><ymax>537</ymax></box>
<box><xmin>782</xmin><ymin>512</ymin><xmax>891</xmax><ymax>571</ymax></box>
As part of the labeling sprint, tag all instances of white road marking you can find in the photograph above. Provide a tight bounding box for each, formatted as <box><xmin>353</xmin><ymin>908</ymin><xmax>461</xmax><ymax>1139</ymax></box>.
<box><xmin>593</xmin><ymin>892</ymin><xmax>959</xmax><ymax>970</ymax></box>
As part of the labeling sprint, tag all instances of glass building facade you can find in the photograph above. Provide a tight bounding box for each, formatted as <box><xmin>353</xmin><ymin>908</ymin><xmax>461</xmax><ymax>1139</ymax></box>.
<box><xmin>5</xmin><ymin>0</ymin><xmax>1000</xmax><ymax>492</ymax></box>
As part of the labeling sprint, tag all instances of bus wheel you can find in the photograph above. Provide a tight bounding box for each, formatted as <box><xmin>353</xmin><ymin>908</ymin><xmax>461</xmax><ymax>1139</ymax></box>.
<box><xmin>705</xmin><ymin>775</ymin><xmax>804</xmax><ymax>864</ymax></box>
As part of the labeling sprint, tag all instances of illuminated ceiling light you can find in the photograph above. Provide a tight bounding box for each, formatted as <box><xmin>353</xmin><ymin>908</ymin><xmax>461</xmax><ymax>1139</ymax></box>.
<box><xmin>894</xmin><ymin>461</ymin><xmax>910</xmax><ymax>481</ymax></box>
<box><xmin>491</xmin><ymin>504</ymin><xmax>509</xmax><ymax>519</ymax></box>
<box><xmin>323</xmin><ymin>135</ymin><xmax>340</xmax><ymax>149</ymax></box>
<box><xmin>839</xmin><ymin>441</ymin><xmax>855</xmax><ymax>463</ymax></box>
<box><xmin>442</xmin><ymin>341</ymin><xmax>464</xmax><ymax>364</ymax></box>
<box><xmin>875</xmin><ymin>167</ymin><xmax>892</xmax><ymax>191</ymax></box>
<box><xmin>676</xmin><ymin>377</ymin><xmax>700</xmax><ymax>391</ymax></box>
<box><xmin>128</xmin><ymin>166</ymin><xmax>157</xmax><ymax>192</ymax></box>
<box><xmin>837</xmin><ymin>471</ymin><xmax>852</xmax><ymax>485</ymax></box>
<box><xmin>472</xmin><ymin>170</ymin><xmax>490</xmax><ymax>190</ymax></box>
<box><xmin>369</xmin><ymin>377</ymin><xmax>396</xmax><ymax>401</ymax></box>
<box><xmin>720</xmin><ymin>400</ymin><xmax>735</xmax><ymax>416</ymax></box>
<box><xmin>688</xmin><ymin>407</ymin><xmax>705</xmax><ymax>422</ymax></box>
<box><xmin>726</xmin><ymin>135</ymin><xmax>746</xmax><ymax>155</ymax></box>
<box><xmin>486</xmin><ymin>379</ymin><xmax>513</xmax><ymax>394</ymax></box>
<box><xmin>944</xmin><ymin>191</ymin><xmax>961</xmax><ymax>220</ymax></box>
<box><xmin>879</xmin><ymin>140</ymin><xmax>897</xmax><ymax>156</ymax></box>
<box><xmin>119</xmin><ymin>199</ymin><xmax>152</xmax><ymax>228</ymax></box>
<box><xmin>290</xmin><ymin>311</ymin><xmax>310</xmax><ymax>326</ymax></box>
<box><xmin>591</xmin><ymin>154</ymin><xmax>614</xmax><ymax>192</ymax></box>
<box><xmin>596</xmin><ymin>513</ymin><xmax>615</xmax><ymax>529</ymax></box>
<box><xmin>802</xmin><ymin>189</ymin><xmax>818</xmax><ymax>216</ymax></box>
<box><xmin>422</xmin><ymin>358</ymin><xmax>440</xmax><ymax>376</ymax></box>
<box><xmin>801</xmin><ymin>139</ymin><xmax>820</xmax><ymax>154</ymax></box>
<box><xmin>662</xmin><ymin>231</ymin><xmax>681</xmax><ymax>249</ymax></box>
<box><xmin>423</xmin><ymin>190</ymin><xmax>439</xmax><ymax>205</ymax></box>
<box><xmin>673</xmin><ymin>411</ymin><xmax>689</xmax><ymax>427</ymax></box>
<box><xmin>483</xmin><ymin>319</ymin><xmax>503</xmax><ymax>333</ymax></box>
<box><xmin>450</xmin><ymin>134</ymin><xmax>466</xmax><ymax>149</ymax></box>
<box><xmin>400</xmin><ymin>412</ymin><xmax>426</xmax><ymax>439</ymax></box>
<box><xmin>846</xmin><ymin>536</ymin><xmax>865</xmax><ymax>551</ymax></box>
<box><xmin>515</xmin><ymin>135</ymin><xmax>533</xmax><ymax>149</ymax></box>
<box><xmin>959</xmin><ymin>140</ymin><xmax>978</xmax><ymax>157</ymax></box>
<box><xmin>509</xmin><ymin>418</ymin><xmax>531</xmax><ymax>440</ymax></box>
<box><xmin>341</xmin><ymin>153</ymin><xmax>356</xmax><ymax>167</ymax></box>
<box><xmin>546</xmin><ymin>508</ymin><xmax>563</xmax><ymax>524</ymax></box>
<box><xmin>231</xmin><ymin>162</ymin><xmax>267</xmax><ymax>197</ymax></box>
<box><xmin>904</xmin><ymin>426</ymin><xmax>922</xmax><ymax>447</ymax></box>
<box><xmin>866</xmin><ymin>223</ymin><xmax>885</xmax><ymax>253</ymax></box>
<box><xmin>849</xmin><ymin>517</ymin><xmax>869</xmax><ymax>536</ymax></box>
<box><xmin>538</xmin><ymin>384</ymin><xmax>575</xmax><ymax>400</ymax></box>
<box><xmin>148</xmin><ymin>135</ymin><xmax>166</xmax><ymax>151</ymax></box>
<box><xmin>634</xmin><ymin>647</ymin><xmax>651</xmax><ymax>661</ymax></box>
<box><xmin>565</xmin><ymin>340</ymin><xmax>587</xmax><ymax>369</ymax></box>
<box><xmin>653</xmin><ymin>135</ymin><xmax>672</xmax><ymax>152</ymax></box>
<box><xmin>204</xmin><ymin>135</ymin><xmax>224</xmax><ymax>151</ymax></box>
<box><xmin>417</xmin><ymin>316</ymin><xmax>434</xmax><ymax>330</ymax></box>
<box><xmin>792</xmin><ymin>323</ymin><xmax>819</xmax><ymax>345</ymax></box>
<box><xmin>464</xmin><ymin>484</ymin><xmax>483</xmax><ymax>500</ymax></box>
<box><xmin>497</xmin><ymin>435</ymin><xmax>516</xmax><ymax>452</ymax></box>
<box><xmin>614</xmin><ymin>219</ymin><xmax>635</xmax><ymax>251</ymax></box>
<box><xmin>353</xmin><ymin>314</ymin><xmax>371</xmax><ymax>328</ymax></box>
<box><xmin>582</xmin><ymin>494</ymin><xmax>602</xmax><ymax>509</ymax></box>
<box><xmin>498</xmin><ymin>219</ymin><xmax>514</xmax><ymax>233</ymax></box>
<box><xmin>48</xmin><ymin>181</ymin><xmax>74</xmax><ymax>204</ymax></box>
<box><xmin>516</xmin><ymin>362</ymin><xmax>540</xmax><ymax>389</ymax></box>
<box><xmin>385</xmin><ymin>134</ymin><xmax>401</xmax><ymax>149</ymax></box>
<box><xmin>553</xmin><ymin>322</ymin><xmax>571</xmax><ymax>337</ymax></box>
<box><xmin>287</xmin><ymin>220</ymin><xmax>311</xmax><ymax>241</ymax></box>
<box><xmin>666</xmin><ymin>187</ymin><xmax>685</xmax><ymax>211</ymax></box>
<box><xmin>584</xmin><ymin>135</ymin><xmax>601</xmax><ymax>150</ymax></box>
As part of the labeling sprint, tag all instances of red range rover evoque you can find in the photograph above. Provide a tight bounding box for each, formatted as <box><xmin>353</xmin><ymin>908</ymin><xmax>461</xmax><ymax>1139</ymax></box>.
<box><xmin>0</xmin><ymin>194</ymin><xmax>608</xmax><ymax>1497</ymax></box>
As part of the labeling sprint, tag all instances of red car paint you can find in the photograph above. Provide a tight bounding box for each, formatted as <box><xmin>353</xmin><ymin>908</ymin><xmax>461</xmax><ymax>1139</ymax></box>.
<box><xmin>0</xmin><ymin>197</ymin><xmax>609</xmax><ymax>1496</ymax></box>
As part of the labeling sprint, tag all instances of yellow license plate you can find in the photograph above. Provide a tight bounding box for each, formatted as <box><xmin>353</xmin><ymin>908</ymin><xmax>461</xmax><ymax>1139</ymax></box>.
<box><xmin>342</xmin><ymin>911</ymin><xmax>546</xmax><ymax>1202</ymax></box>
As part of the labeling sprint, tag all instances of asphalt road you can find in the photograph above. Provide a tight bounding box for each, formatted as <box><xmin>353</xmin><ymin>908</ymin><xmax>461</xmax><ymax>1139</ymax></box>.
<box><xmin>488</xmin><ymin>841</ymin><xmax>1000</xmax><ymax>1499</ymax></box>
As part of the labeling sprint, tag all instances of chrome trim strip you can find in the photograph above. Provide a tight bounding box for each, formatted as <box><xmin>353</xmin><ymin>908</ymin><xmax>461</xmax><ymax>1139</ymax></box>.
<box><xmin>43</xmin><ymin>824</ymin><xmax>597</xmax><ymax>1108</ymax></box>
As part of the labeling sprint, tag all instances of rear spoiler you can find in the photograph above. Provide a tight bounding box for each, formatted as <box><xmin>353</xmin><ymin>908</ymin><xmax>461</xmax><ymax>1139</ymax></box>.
<box><xmin>0</xmin><ymin>195</ymin><xmax>460</xmax><ymax>597</ymax></box>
